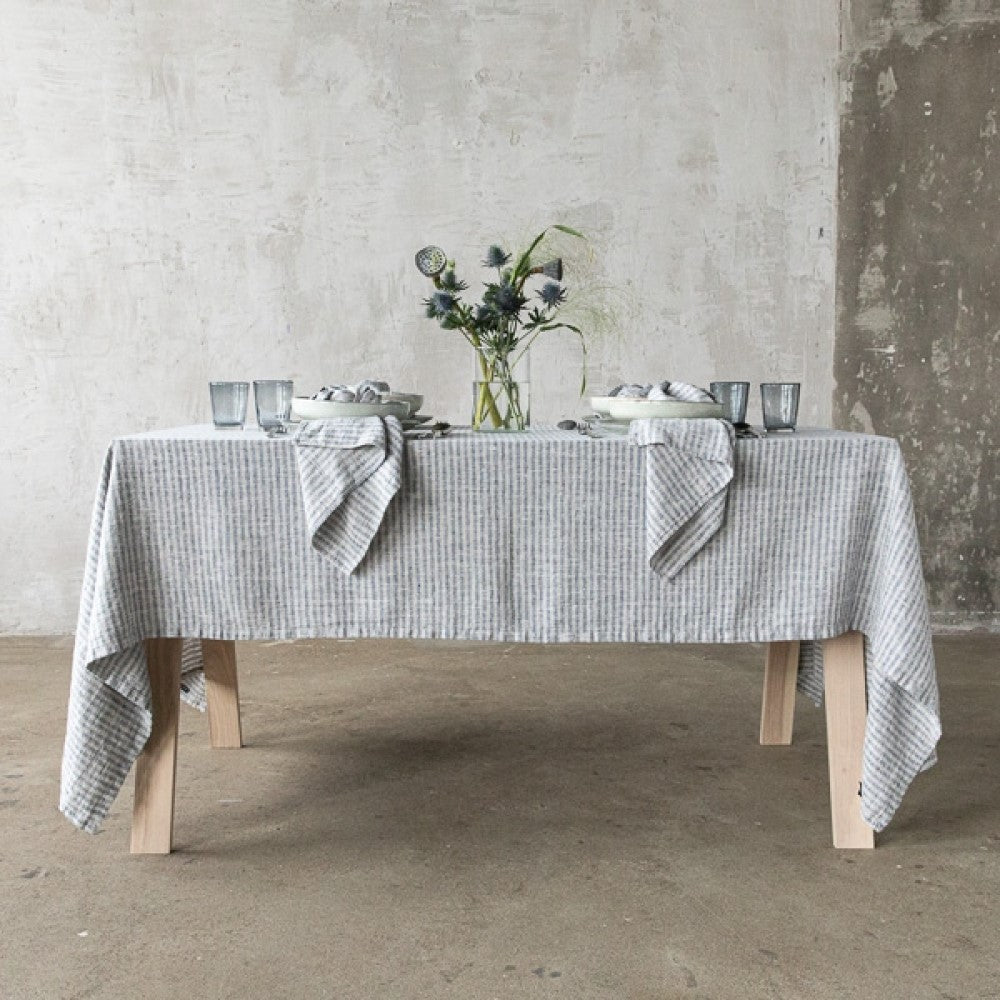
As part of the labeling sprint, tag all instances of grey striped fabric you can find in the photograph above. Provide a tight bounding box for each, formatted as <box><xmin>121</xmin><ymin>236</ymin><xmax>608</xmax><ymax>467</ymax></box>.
<box><xmin>60</xmin><ymin>425</ymin><xmax>940</xmax><ymax>835</ymax></box>
<box><xmin>659</xmin><ymin>381</ymin><xmax>715</xmax><ymax>403</ymax></box>
<box><xmin>293</xmin><ymin>416</ymin><xmax>404</xmax><ymax>574</ymax></box>
<box><xmin>629</xmin><ymin>419</ymin><xmax>735</xmax><ymax>578</ymax></box>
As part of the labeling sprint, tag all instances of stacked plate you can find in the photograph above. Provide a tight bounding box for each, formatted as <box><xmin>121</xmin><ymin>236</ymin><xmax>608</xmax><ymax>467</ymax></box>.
<box><xmin>291</xmin><ymin>392</ymin><xmax>433</xmax><ymax>430</ymax></box>
<box><xmin>589</xmin><ymin>396</ymin><xmax>723</xmax><ymax>421</ymax></box>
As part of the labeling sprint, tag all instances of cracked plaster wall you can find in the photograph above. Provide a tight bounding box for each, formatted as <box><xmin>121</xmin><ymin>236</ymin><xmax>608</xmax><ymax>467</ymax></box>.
<box><xmin>836</xmin><ymin>0</ymin><xmax>1000</xmax><ymax>628</ymax></box>
<box><xmin>1</xmin><ymin>1</ymin><xmax>839</xmax><ymax>632</ymax></box>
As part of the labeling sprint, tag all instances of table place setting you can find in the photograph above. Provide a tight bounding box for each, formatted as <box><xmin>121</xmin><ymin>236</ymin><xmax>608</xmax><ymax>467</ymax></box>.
<box><xmin>576</xmin><ymin>379</ymin><xmax>798</xmax><ymax>439</ymax></box>
<box><xmin>212</xmin><ymin>378</ymin><xmax>444</xmax><ymax>573</ymax></box>
<box><xmin>579</xmin><ymin>381</ymin><xmax>722</xmax><ymax>438</ymax></box>
<box><xmin>295</xmin><ymin>381</ymin><xmax>436</xmax><ymax>432</ymax></box>
<box><xmin>209</xmin><ymin>378</ymin><xmax>439</xmax><ymax>436</ymax></box>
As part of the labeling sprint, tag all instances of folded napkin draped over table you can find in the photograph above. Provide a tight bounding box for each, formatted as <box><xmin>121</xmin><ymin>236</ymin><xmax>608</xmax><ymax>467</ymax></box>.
<box><xmin>293</xmin><ymin>416</ymin><xmax>404</xmax><ymax>573</ymax></box>
<box><xmin>629</xmin><ymin>418</ymin><xmax>736</xmax><ymax>578</ymax></box>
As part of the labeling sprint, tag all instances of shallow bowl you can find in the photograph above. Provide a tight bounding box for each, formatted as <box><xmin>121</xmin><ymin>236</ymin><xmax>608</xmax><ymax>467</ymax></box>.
<box><xmin>384</xmin><ymin>392</ymin><xmax>424</xmax><ymax>416</ymax></box>
<box><xmin>589</xmin><ymin>395</ymin><xmax>618</xmax><ymax>416</ymax></box>
<box><xmin>291</xmin><ymin>397</ymin><xmax>409</xmax><ymax>421</ymax></box>
<box><xmin>606</xmin><ymin>398</ymin><xmax>724</xmax><ymax>421</ymax></box>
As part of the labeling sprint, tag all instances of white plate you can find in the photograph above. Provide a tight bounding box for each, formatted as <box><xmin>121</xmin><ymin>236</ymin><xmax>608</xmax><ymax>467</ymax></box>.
<box><xmin>291</xmin><ymin>397</ymin><xmax>409</xmax><ymax>420</ymax></box>
<box><xmin>606</xmin><ymin>398</ymin><xmax>724</xmax><ymax>421</ymax></box>
<box><xmin>589</xmin><ymin>395</ymin><xmax>617</xmax><ymax>415</ymax></box>
<box><xmin>384</xmin><ymin>392</ymin><xmax>424</xmax><ymax>416</ymax></box>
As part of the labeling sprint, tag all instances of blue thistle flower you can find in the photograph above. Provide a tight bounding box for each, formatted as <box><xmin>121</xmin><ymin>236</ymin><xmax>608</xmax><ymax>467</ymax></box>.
<box><xmin>483</xmin><ymin>245</ymin><xmax>511</xmax><ymax>268</ymax></box>
<box><xmin>438</xmin><ymin>269</ymin><xmax>468</xmax><ymax>292</ymax></box>
<box><xmin>538</xmin><ymin>281</ymin><xmax>567</xmax><ymax>308</ymax></box>
<box><xmin>424</xmin><ymin>291</ymin><xmax>456</xmax><ymax>318</ymax></box>
<box><xmin>493</xmin><ymin>282</ymin><xmax>526</xmax><ymax>315</ymax></box>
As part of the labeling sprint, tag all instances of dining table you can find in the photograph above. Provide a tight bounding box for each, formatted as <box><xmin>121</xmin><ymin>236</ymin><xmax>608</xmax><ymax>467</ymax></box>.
<box><xmin>59</xmin><ymin>423</ymin><xmax>942</xmax><ymax>854</ymax></box>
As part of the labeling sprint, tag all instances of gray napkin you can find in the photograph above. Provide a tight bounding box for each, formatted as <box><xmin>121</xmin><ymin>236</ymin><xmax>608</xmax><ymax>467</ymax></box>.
<box><xmin>629</xmin><ymin>418</ymin><xmax>736</xmax><ymax>578</ymax></box>
<box><xmin>293</xmin><ymin>417</ymin><xmax>404</xmax><ymax>573</ymax></box>
<box><xmin>610</xmin><ymin>381</ymin><xmax>716</xmax><ymax>403</ymax></box>
<box><xmin>649</xmin><ymin>381</ymin><xmax>715</xmax><ymax>403</ymax></box>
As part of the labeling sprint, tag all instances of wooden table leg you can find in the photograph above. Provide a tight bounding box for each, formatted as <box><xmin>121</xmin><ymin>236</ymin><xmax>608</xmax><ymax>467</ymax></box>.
<box><xmin>202</xmin><ymin>639</ymin><xmax>243</xmax><ymax>749</ymax></box>
<box><xmin>760</xmin><ymin>640</ymin><xmax>800</xmax><ymax>745</ymax></box>
<box><xmin>131</xmin><ymin>638</ymin><xmax>183</xmax><ymax>855</ymax></box>
<box><xmin>824</xmin><ymin>631</ymin><xmax>875</xmax><ymax>849</ymax></box>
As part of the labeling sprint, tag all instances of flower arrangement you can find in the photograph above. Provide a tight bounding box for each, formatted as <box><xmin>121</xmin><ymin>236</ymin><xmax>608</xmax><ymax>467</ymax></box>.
<box><xmin>414</xmin><ymin>225</ymin><xmax>586</xmax><ymax>430</ymax></box>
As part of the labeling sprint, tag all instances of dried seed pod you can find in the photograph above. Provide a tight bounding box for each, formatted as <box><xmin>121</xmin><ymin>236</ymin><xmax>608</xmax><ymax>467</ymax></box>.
<box><xmin>415</xmin><ymin>246</ymin><xmax>448</xmax><ymax>278</ymax></box>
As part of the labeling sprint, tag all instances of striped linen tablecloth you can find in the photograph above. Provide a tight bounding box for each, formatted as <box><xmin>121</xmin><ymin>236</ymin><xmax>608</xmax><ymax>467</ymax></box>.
<box><xmin>60</xmin><ymin>425</ymin><xmax>940</xmax><ymax>835</ymax></box>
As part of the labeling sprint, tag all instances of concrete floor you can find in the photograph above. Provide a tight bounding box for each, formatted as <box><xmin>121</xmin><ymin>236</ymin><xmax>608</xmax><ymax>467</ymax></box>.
<box><xmin>1</xmin><ymin>636</ymin><xmax>998</xmax><ymax>999</ymax></box>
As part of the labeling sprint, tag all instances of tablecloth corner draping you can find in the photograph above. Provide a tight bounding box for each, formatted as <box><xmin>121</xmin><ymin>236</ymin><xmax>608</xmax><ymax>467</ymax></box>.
<box><xmin>59</xmin><ymin>441</ymin><xmax>207</xmax><ymax>833</ymax></box>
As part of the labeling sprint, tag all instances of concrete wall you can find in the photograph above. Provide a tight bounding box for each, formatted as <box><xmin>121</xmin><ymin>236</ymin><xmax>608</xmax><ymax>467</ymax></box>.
<box><xmin>1</xmin><ymin>1</ymin><xmax>839</xmax><ymax>633</ymax></box>
<box><xmin>836</xmin><ymin>0</ymin><xmax>1000</xmax><ymax>629</ymax></box>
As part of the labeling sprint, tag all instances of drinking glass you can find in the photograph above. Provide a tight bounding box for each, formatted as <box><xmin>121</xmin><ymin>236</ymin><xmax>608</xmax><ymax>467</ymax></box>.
<box><xmin>761</xmin><ymin>382</ymin><xmax>800</xmax><ymax>432</ymax></box>
<box><xmin>254</xmin><ymin>380</ymin><xmax>293</xmax><ymax>432</ymax></box>
<box><xmin>709</xmin><ymin>381</ymin><xmax>750</xmax><ymax>424</ymax></box>
<box><xmin>209</xmin><ymin>381</ymin><xmax>249</xmax><ymax>429</ymax></box>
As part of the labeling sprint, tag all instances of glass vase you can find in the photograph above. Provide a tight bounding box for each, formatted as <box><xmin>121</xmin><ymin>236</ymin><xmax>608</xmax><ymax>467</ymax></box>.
<box><xmin>471</xmin><ymin>350</ymin><xmax>530</xmax><ymax>431</ymax></box>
